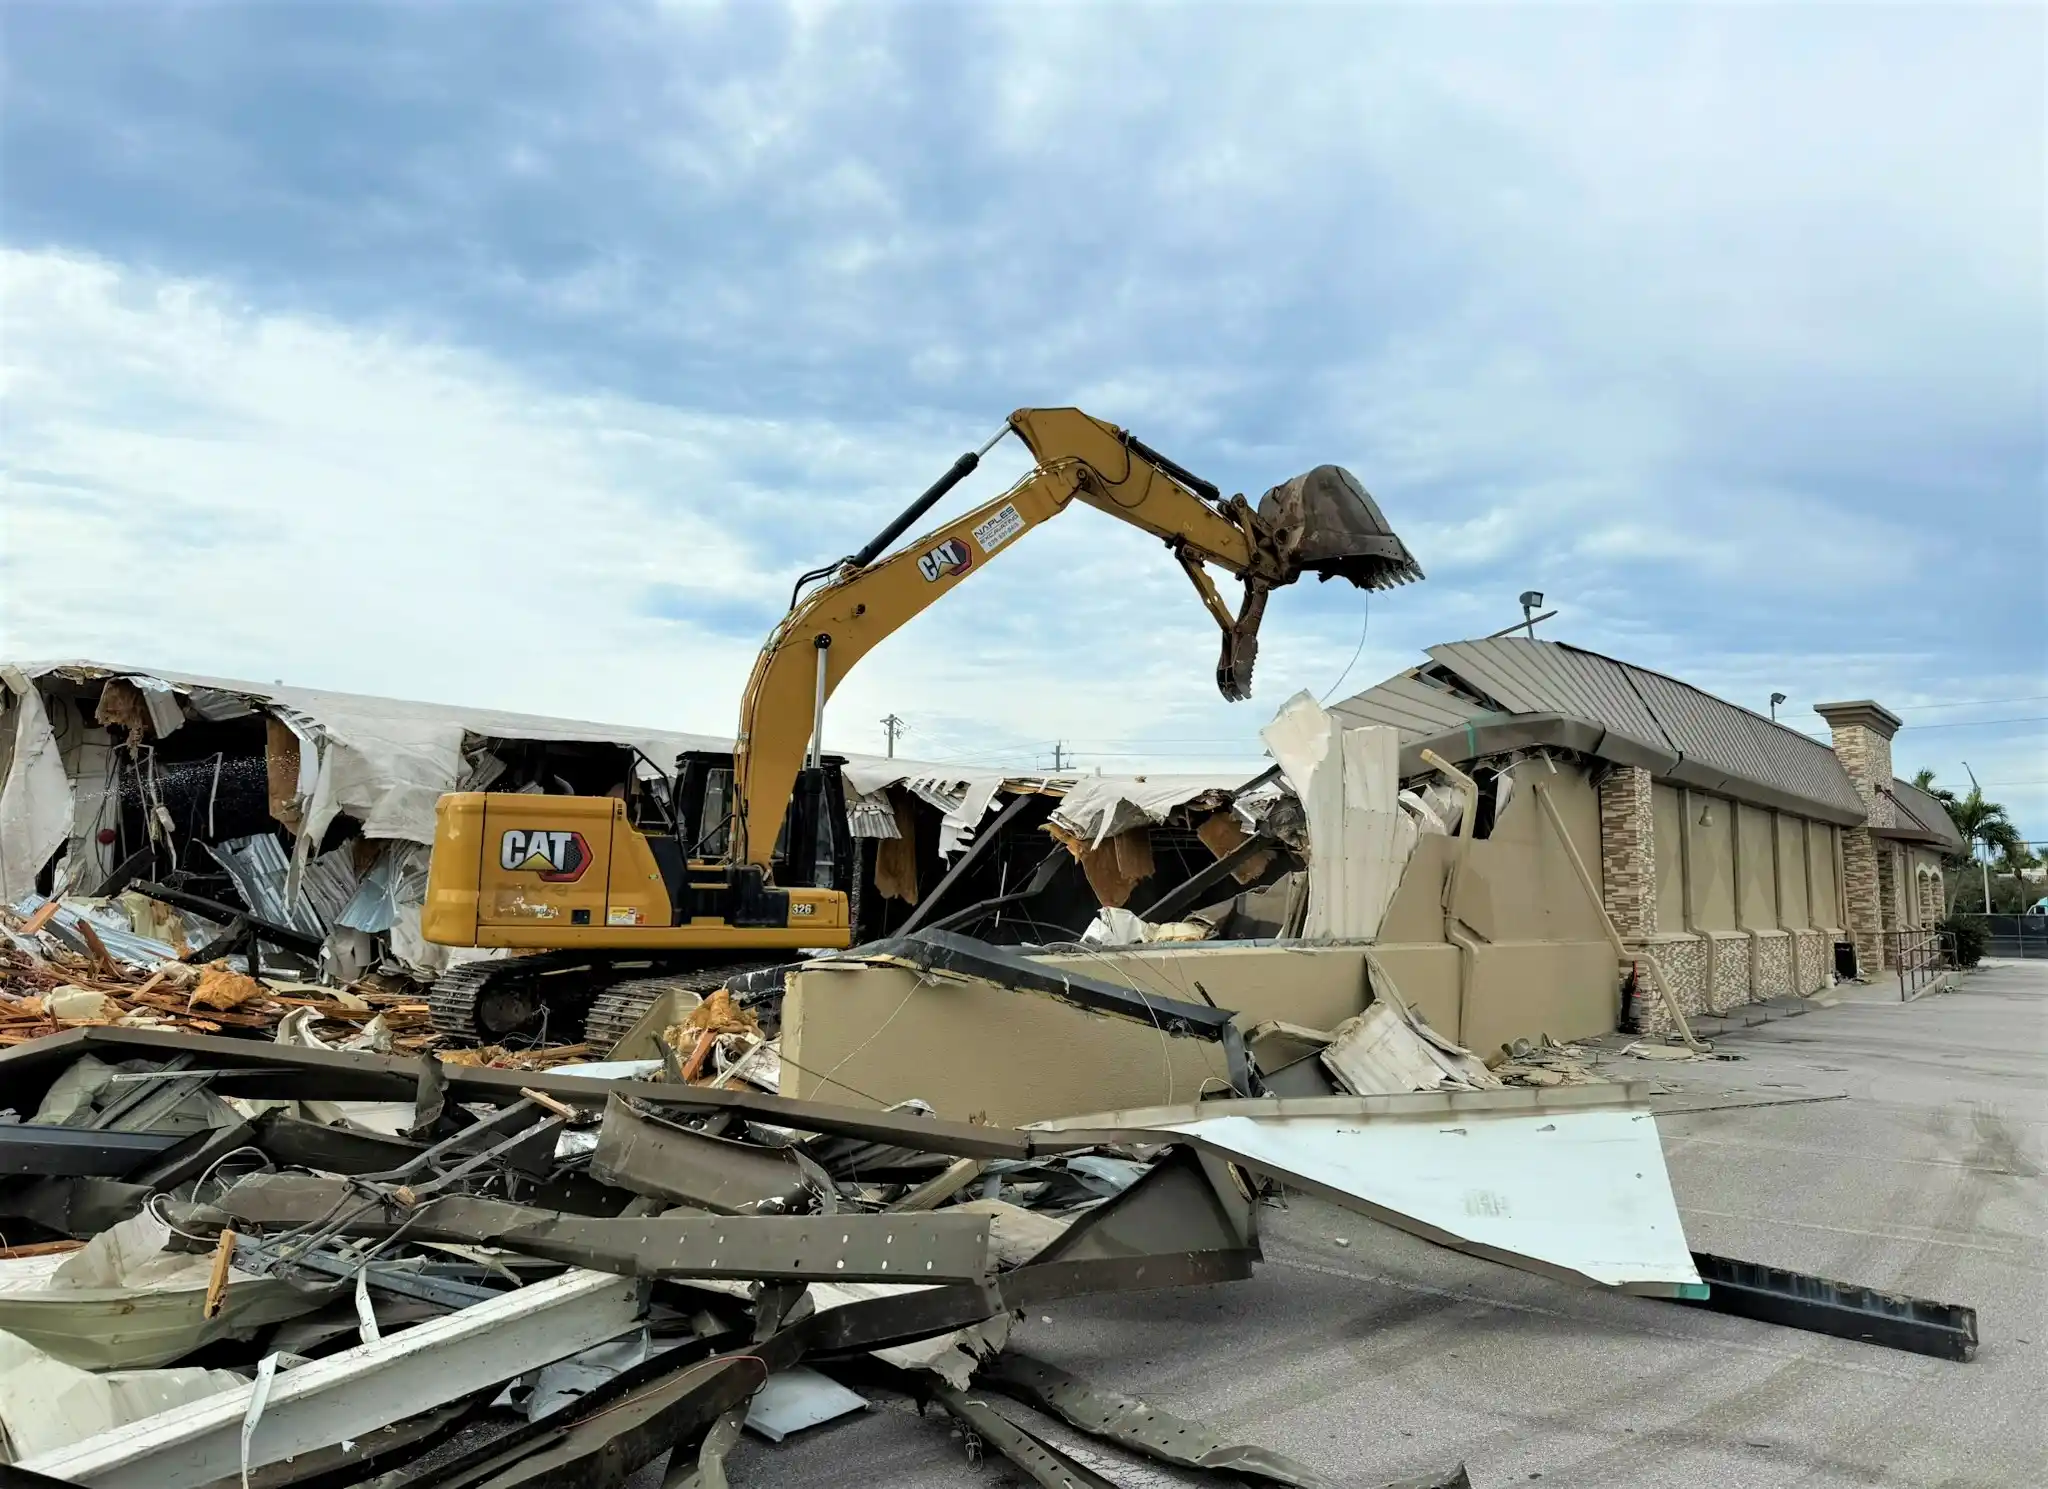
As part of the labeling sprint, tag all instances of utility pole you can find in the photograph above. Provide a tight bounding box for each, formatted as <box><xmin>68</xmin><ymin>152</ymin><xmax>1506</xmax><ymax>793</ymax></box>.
<box><xmin>1051</xmin><ymin>741</ymin><xmax>1068</xmax><ymax>772</ymax></box>
<box><xmin>880</xmin><ymin>714</ymin><xmax>904</xmax><ymax>759</ymax></box>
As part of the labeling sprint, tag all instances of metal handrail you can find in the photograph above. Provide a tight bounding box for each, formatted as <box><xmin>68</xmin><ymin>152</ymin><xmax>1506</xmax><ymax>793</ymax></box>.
<box><xmin>1885</xmin><ymin>929</ymin><xmax>1954</xmax><ymax>1001</ymax></box>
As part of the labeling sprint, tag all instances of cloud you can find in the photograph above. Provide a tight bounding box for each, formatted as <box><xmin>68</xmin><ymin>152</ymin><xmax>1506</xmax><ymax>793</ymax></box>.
<box><xmin>1</xmin><ymin>2</ymin><xmax>2041</xmax><ymax>829</ymax></box>
<box><xmin>0</xmin><ymin>247</ymin><xmax>1330</xmax><ymax>763</ymax></box>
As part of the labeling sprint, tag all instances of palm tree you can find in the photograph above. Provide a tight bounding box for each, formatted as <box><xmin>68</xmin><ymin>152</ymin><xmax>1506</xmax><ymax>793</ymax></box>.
<box><xmin>1912</xmin><ymin>768</ymin><xmax>1959</xmax><ymax>812</ymax></box>
<box><xmin>1916</xmin><ymin>773</ymin><xmax>2016</xmax><ymax>914</ymax></box>
<box><xmin>1992</xmin><ymin>830</ymin><xmax>2038</xmax><ymax>910</ymax></box>
<box><xmin>1947</xmin><ymin>785</ymin><xmax>2015</xmax><ymax>863</ymax></box>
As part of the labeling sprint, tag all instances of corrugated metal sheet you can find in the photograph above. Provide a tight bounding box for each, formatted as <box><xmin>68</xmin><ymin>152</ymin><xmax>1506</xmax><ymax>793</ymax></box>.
<box><xmin>9</xmin><ymin>894</ymin><xmax>181</xmax><ymax>969</ymax></box>
<box><xmin>843</xmin><ymin>786</ymin><xmax>902</xmax><ymax>840</ymax></box>
<box><xmin>1427</xmin><ymin>639</ymin><xmax>1666</xmax><ymax>752</ymax></box>
<box><xmin>1615</xmin><ymin>663</ymin><xmax>1863</xmax><ymax>818</ymax></box>
<box><xmin>1371</xmin><ymin>638</ymin><xmax>1866</xmax><ymax>821</ymax></box>
<box><xmin>336</xmin><ymin>847</ymin><xmax>404</xmax><ymax>933</ymax></box>
<box><xmin>1328</xmin><ymin>671</ymin><xmax>1486</xmax><ymax>742</ymax></box>
<box><xmin>1886</xmin><ymin>778</ymin><xmax>1966</xmax><ymax>853</ymax></box>
<box><xmin>207</xmin><ymin>834</ymin><xmax>356</xmax><ymax>937</ymax></box>
<box><xmin>300</xmin><ymin>848</ymin><xmax>359</xmax><ymax>928</ymax></box>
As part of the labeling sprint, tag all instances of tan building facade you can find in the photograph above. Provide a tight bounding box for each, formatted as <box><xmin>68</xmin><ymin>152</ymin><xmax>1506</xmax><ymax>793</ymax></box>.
<box><xmin>1337</xmin><ymin>640</ymin><xmax>1966</xmax><ymax>1038</ymax></box>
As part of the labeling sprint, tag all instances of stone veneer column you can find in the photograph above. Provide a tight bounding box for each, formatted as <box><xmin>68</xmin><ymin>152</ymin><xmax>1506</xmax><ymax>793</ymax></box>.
<box><xmin>1816</xmin><ymin>699</ymin><xmax>1902</xmax><ymax>976</ymax></box>
<box><xmin>1598</xmin><ymin>765</ymin><xmax>1657</xmax><ymax>940</ymax></box>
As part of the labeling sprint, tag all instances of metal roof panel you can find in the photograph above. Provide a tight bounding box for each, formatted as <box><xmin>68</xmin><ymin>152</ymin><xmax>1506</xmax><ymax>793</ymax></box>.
<box><xmin>1381</xmin><ymin>637</ymin><xmax>1866</xmax><ymax>821</ymax></box>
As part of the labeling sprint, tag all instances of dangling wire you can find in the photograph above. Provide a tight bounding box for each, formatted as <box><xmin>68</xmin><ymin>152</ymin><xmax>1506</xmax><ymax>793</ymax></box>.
<box><xmin>1318</xmin><ymin>593</ymin><xmax>1371</xmax><ymax>704</ymax></box>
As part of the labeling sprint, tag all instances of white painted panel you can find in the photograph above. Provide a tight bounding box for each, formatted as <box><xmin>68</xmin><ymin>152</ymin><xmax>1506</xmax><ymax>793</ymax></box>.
<box><xmin>1161</xmin><ymin>1104</ymin><xmax>1700</xmax><ymax>1293</ymax></box>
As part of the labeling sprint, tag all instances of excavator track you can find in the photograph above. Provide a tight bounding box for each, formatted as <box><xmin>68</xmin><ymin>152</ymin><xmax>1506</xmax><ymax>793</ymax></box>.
<box><xmin>428</xmin><ymin>951</ymin><xmax>778</xmax><ymax>1052</ymax></box>
<box><xmin>583</xmin><ymin>962</ymin><xmax>769</xmax><ymax>1055</ymax></box>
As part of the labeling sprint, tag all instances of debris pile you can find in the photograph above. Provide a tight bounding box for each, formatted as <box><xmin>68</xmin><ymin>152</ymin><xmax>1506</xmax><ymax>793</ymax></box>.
<box><xmin>0</xmin><ymin>1010</ymin><xmax>1980</xmax><ymax>1486</ymax></box>
<box><xmin>2</xmin><ymin>897</ymin><xmax>430</xmax><ymax>1049</ymax></box>
<box><xmin>1490</xmin><ymin>1034</ymin><xmax>1606</xmax><ymax>1087</ymax></box>
<box><xmin>0</xmin><ymin>1022</ymin><xmax>1494</xmax><ymax>1487</ymax></box>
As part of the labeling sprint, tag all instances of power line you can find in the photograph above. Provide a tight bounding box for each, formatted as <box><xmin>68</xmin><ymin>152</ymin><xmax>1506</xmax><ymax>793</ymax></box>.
<box><xmin>1890</xmin><ymin>693</ymin><xmax>2048</xmax><ymax>712</ymax></box>
<box><xmin>1798</xmin><ymin>715</ymin><xmax>2048</xmax><ymax>738</ymax></box>
<box><xmin>1877</xmin><ymin>715</ymin><xmax>2047</xmax><ymax>733</ymax></box>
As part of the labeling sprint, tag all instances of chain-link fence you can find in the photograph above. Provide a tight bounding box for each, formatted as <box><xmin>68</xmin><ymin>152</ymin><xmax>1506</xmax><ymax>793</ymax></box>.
<box><xmin>1978</xmin><ymin>914</ymin><xmax>2048</xmax><ymax>959</ymax></box>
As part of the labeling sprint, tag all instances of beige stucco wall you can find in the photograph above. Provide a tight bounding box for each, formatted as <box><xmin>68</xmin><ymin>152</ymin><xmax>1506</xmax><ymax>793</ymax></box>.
<box><xmin>1462</xmin><ymin>939</ymin><xmax>1618</xmax><ymax>1056</ymax></box>
<box><xmin>781</xmin><ymin>756</ymin><xmax>1665</xmax><ymax>1119</ymax></box>
<box><xmin>1903</xmin><ymin>844</ymin><xmax>1947</xmax><ymax>928</ymax></box>
<box><xmin>1377</xmin><ymin>833</ymin><xmax>1453</xmax><ymax>944</ymax></box>
<box><xmin>781</xmin><ymin>962</ymin><xmax>1233</xmax><ymax>1123</ymax></box>
<box><xmin>1037</xmin><ymin>942</ymin><xmax>1374</xmax><ymax>1035</ymax></box>
<box><xmin>1451</xmin><ymin>767</ymin><xmax>1607</xmax><ymax>943</ymax></box>
<box><xmin>1776</xmin><ymin>815</ymin><xmax>1810</xmax><ymax>928</ymax></box>
<box><xmin>1737</xmin><ymin>804</ymin><xmax>1776</xmax><ymax>928</ymax></box>
<box><xmin>1808</xmin><ymin>823</ymin><xmax>1842</xmax><ymax>928</ymax></box>
<box><xmin>1689</xmin><ymin>794</ymin><xmax>1738</xmax><ymax>931</ymax></box>
<box><xmin>1653</xmin><ymin>783</ymin><xmax>1687</xmax><ymax>931</ymax></box>
<box><xmin>1365</xmin><ymin>943</ymin><xmax>1463</xmax><ymax>1034</ymax></box>
<box><xmin>1039</xmin><ymin>941</ymin><xmax>1464</xmax><ymax>1047</ymax></box>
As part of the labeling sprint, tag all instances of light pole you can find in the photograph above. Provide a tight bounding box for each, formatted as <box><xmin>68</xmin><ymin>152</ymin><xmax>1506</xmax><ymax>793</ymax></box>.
<box><xmin>1769</xmin><ymin>691</ymin><xmax>1787</xmax><ymax>720</ymax></box>
<box><xmin>1518</xmin><ymin>591</ymin><xmax>1544</xmax><ymax>640</ymax></box>
<box><xmin>1964</xmin><ymin>761</ymin><xmax>1991</xmax><ymax>913</ymax></box>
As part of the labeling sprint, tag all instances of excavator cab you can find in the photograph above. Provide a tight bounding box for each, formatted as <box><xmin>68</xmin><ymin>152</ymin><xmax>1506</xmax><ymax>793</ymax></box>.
<box><xmin>673</xmin><ymin>750</ymin><xmax>852</xmax><ymax>897</ymax></box>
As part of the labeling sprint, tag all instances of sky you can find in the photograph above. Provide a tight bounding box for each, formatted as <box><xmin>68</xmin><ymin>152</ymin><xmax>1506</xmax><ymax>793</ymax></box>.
<box><xmin>2</xmin><ymin>2</ymin><xmax>2042</xmax><ymax>839</ymax></box>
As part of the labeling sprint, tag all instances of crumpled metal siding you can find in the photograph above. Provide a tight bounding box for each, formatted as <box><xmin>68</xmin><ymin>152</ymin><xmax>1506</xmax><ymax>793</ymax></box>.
<box><xmin>335</xmin><ymin>847</ymin><xmax>406</xmax><ymax>933</ymax></box>
<box><xmin>842</xmin><ymin>786</ymin><xmax>902</xmax><ymax>840</ymax></box>
<box><xmin>207</xmin><ymin>835</ymin><xmax>357</xmax><ymax>937</ymax></box>
<box><xmin>8</xmin><ymin>893</ymin><xmax>181</xmax><ymax>968</ymax></box>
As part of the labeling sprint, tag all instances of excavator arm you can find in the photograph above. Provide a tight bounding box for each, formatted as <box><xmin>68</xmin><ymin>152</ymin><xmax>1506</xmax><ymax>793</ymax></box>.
<box><xmin>729</xmin><ymin>406</ymin><xmax>1417</xmax><ymax>871</ymax></box>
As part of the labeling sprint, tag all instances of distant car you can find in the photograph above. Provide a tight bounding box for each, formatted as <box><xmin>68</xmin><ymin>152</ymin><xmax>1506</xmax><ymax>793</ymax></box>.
<box><xmin>2028</xmin><ymin>899</ymin><xmax>2048</xmax><ymax>919</ymax></box>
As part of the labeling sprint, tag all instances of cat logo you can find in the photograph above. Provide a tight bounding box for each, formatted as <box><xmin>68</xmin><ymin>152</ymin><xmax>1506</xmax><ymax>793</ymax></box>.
<box><xmin>917</xmin><ymin>538</ymin><xmax>972</xmax><ymax>583</ymax></box>
<box><xmin>499</xmin><ymin>828</ymin><xmax>591</xmax><ymax>883</ymax></box>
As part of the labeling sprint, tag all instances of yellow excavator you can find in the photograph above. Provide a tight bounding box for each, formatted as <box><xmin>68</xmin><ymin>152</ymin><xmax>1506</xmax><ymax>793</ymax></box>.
<box><xmin>421</xmin><ymin>406</ymin><xmax>1420</xmax><ymax>1044</ymax></box>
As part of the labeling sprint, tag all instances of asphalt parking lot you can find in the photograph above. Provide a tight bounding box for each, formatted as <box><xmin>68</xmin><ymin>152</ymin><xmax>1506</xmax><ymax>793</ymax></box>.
<box><xmin>721</xmin><ymin>960</ymin><xmax>2047</xmax><ymax>1488</ymax></box>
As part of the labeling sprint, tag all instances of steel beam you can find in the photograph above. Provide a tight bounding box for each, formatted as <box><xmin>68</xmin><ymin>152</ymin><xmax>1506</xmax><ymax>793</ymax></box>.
<box><xmin>1137</xmin><ymin>833</ymin><xmax>1275</xmax><ymax>924</ymax></box>
<box><xmin>981</xmin><ymin>1352</ymin><xmax>1327</xmax><ymax>1487</ymax></box>
<box><xmin>590</xmin><ymin>1095</ymin><xmax>808</xmax><ymax>1214</ymax></box>
<box><xmin>196</xmin><ymin>1176</ymin><xmax>996</xmax><ymax>1285</ymax></box>
<box><xmin>0</xmin><ymin>1123</ymin><xmax>181</xmax><ymax>1178</ymax></box>
<box><xmin>896</xmin><ymin>791</ymin><xmax>1040</xmax><ymax>936</ymax></box>
<box><xmin>931</xmin><ymin>1383</ymin><xmax>1123</xmax><ymax>1489</ymax></box>
<box><xmin>0</xmin><ymin>1026</ymin><xmax>1088</xmax><ymax>1159</ymax></box>
<box><xmin>1677</xmin><ymin>1250</ymin><xmax>1979</xmax><ymax>1360</ymax></box>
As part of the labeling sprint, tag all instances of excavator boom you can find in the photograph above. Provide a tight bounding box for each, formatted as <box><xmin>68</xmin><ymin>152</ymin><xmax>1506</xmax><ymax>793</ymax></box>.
<box><xmin>729</xmin><ymin>406</ymin><xmax>1419</xmax><ymax>869</ymax></box>
<box><xmin>419</xmin><ymin>403</ymin><xmax>1417</xmax><ymax>1043</ymax></box>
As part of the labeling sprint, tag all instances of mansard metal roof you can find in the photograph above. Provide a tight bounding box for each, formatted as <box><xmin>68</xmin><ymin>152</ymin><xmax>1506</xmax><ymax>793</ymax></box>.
<box><xmin>1336</xmin><ymin>636</ymin><xmax>1875</xmax><ymax>826</ymax></box>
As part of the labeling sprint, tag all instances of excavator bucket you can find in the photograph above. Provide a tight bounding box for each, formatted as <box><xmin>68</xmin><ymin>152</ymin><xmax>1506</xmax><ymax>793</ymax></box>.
<box><xmin>1256</xmin><ymin>465</ymin><xmax>1424</xmax><ymax>591</ymax></box>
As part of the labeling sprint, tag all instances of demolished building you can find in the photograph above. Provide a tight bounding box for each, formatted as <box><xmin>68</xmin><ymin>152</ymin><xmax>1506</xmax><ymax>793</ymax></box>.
<box><xmin>0</xmin><ymin>662</ymin><xmax>1264</xmax><ymax>1011</ymax></box>
<box><xmin>2</xmin><ymin>637</ymin><xmax>1966</xmax><ymax>1065</ymax></box>
<box><xmin>0</xmin><ymin>638</ymin><xmax>1984</xmax><ymax>1486</ymax></box>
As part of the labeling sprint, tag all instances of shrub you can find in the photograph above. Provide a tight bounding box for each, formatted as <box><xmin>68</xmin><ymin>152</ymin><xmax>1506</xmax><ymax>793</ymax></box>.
<box><xmin>1938</xmin><ymin>912</ymin><xmax>1986</xmax><ymax>969</ymax></box>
